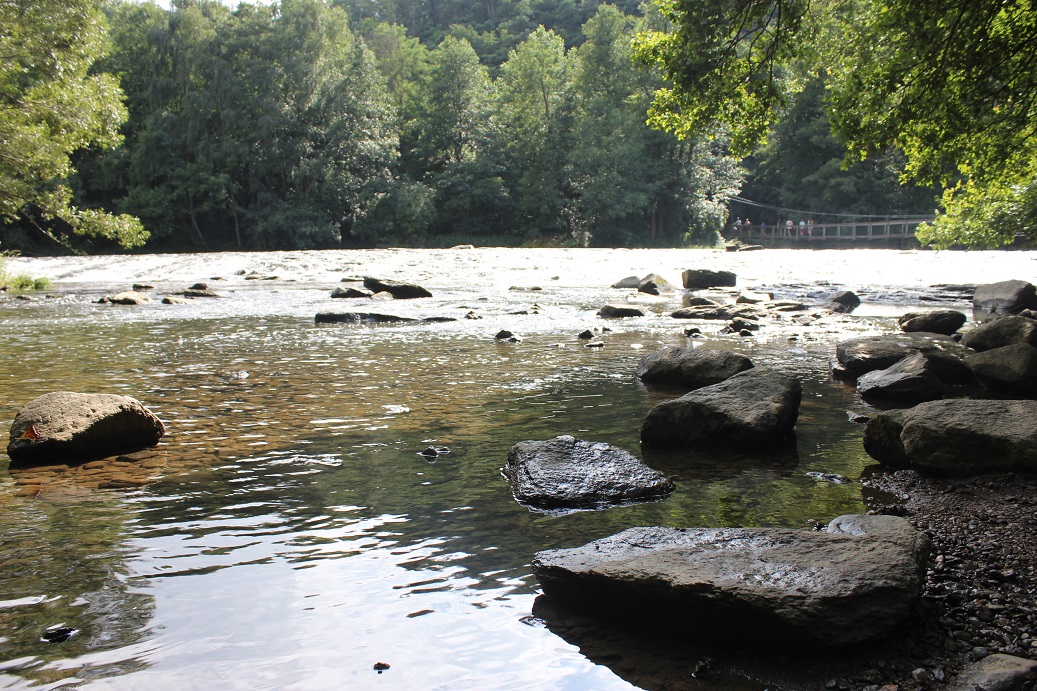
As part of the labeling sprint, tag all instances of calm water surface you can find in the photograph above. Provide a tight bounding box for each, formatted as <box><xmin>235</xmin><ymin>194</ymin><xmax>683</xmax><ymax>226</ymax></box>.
<box><xmin>2</xmin><ymin>248</ymin><xmax>1034</xmax><ymax>689</ymax></box>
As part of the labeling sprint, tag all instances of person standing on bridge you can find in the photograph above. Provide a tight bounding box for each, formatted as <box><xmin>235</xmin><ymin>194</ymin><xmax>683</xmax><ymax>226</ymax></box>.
<box><xmin>807</xmin><ymin>218</ymin><xmax>814</xmax><ymax>236</ymax></box>
<box><xmin>785</xmin><ymin>219</ymin><xmax>793</xmax><ymax>237</ymax></box>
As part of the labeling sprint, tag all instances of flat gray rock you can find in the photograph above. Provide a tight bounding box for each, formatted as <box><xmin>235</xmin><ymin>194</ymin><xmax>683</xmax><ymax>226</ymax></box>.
<box><xmin>7</xmin><ymin>392</ymin><xmax>166</xmax><ymax>465</ymax></box>
<box><xmin>835</xmin><ymin>332</ymin><xmax>970</xmax><ymax>377</ymax></box>
<box><xmin>856</xmin><ymin>352</ymin><xmax>947</xmax><ymax>403</ymax></box>
<box><xmin>640</xmin><ymin>368</ymin><xmax>800</xmax><ymax>447</ymax></box>
<box><xmin>532</xmin><ymin>514</ymin><xmax>930</xmax><ymax>647</ymax></box>
<box><xmin>947</xmin><ymin>653</ymin><xmax>1037</xmax><ymax>691</ymax></box>
<box><xmin>636</xmin><ymin>346</ymin><xmax>754</xmax><ymax>389</ymax></box>
<box><xmin>502</xmin><ymin>435</ymin><xmax>673</xmax><ymax>511</ymax></box>
<box><xmin>864</xmin><ymin>399</ymin><xmax>1037</xmax><ymax>475</ymax></box>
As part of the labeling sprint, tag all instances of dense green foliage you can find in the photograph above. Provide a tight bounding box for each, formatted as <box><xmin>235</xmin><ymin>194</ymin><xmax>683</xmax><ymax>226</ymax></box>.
<box><xmin>0</xmin><ymin>0</ymin><xmax>146</xmax><ymax>250</ymax></box>
<box><xmin>635</xmin><ymin>0</ymin><xmax>1037</xmax><ymax>247</ymax></box>
<box><xmin>1</xmin><ymin>0</ymin><xmax>934</xmax><ymax>253</ymax></box>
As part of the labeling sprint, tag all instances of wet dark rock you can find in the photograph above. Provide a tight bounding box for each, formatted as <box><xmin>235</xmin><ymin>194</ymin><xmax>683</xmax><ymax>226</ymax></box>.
<box><xmin>857</xmin><ymin>353</ymin><xmax>950</xmax><ymax>403</ymax></box>
<box><xmin>863</xmin><ymin>399</ymin><xmax>1037</xmax><ymax>475</ymax></box>
<box><xmin>960</xmin><ymin>314</ymin><xmax>1037</xmax><ymax>352</ymax></box>
<box><xmin>6</xmin><ymin>392</ymin><xmax>166</xmax><ymax>465</ymax></box>
<box><xmin>502</xmin><ymin>435</ymin><xmax>674</xmax><ymax>511</ymax></box>
<box><xmin>947</xmin><ymin>653</ymin><xmax>1037</xmax><ymax>690</ymax></box>
<box><xmin>577</xmin><ymin>329</ymin><xmax>594</xmax><ymax>339</ymax></box>
<box><xmin>183</xmin><ymin>288</ymin><xmax>220</xmax><ymax>298</ymax></box>
<box><xmin>636</xmin><ymin>347</ymin><xmax>754</xmax><ymax>389</ymax></box>
<box><xmin>597</xmin><ymin>305</ymin><xmax>645</xmax><ymax>318</ymax></box>
<box><xmin>682</xmin><ymin>269</ymin><xmax>736</xmax><ymax>290</ymax></box>
<box><xmin>362</xmin><ymin>277</ymin><xmax>432</xmax><ymax>299</ymax></box>
<box><xmin>315</xmin><ymin>312</ymin><xmax>417</xmax><ymax>324</ymax></box>
<box><xmin>41</xmin><ymin>626</ymin><xmax>77</xmax><ymax>643</ymax></box>
<box><xmin>583</xmin><ymin>341</ymin><xmax>605</xmax><ymax>348</ymax></box>
<box><xmin>729</xmin><ymin>317</ymin><xmax>760</xmax><ymax>332</ymax></box>
<box><xmin>682</xmin><ymin>296</ymin><xmax>722</xmax><ymax>307</ymax></box>
<box><xmin>638</xmin><ymin>273</ymin><xmax>675</xmax><ymax>295</ymax></box>
<box><xmin>898</xmin><ymin>310</ymin><xmax>968</xmax><ymax>336</ymax></box>
<box><xmin>835</xmin><ymin>333</ymin><xmax>971</xmax><ymax>377</ymax></box>
<box><xmin>532</xmin><ymin>514</ymin><xmax>930</xmax><ymax>647</ymax></box>
<box><xmin>684</xmin><ymin>327</ymin><xmax>701</xmax><ymax>337</ymax></box>
<box><xmin>331</xmin><ymin>286</ymin><xmax>371</xmax><ymax>299</ymax></box>
<box><xmin>671</xmin><ymin>305</ymin><xmax>761</xmax><ymax>320</ymax></box>
<box><xmin>966</xmin><ymin>343</ymin><xmax>1037</xmax><ymax>395</ymax></box>
<box><xmin>640</xmin><ymin>368</ymin><xmax>800</xmax><ymax>447</ymax></box>
<box><xmin>189</xmin><ymin>282</ymin><xmax>208</xmax><ymax>290</ymax></box>
<box><xmin>495</xmin><ymin>330</ymin><xmax>522</xmax><ymax>342</ymax></box>
<box><xmin>131</xmin><ymin>283</ymin><xmax>155</xmax><ymax>291</ymax></box>
<box><xmin>611</xmin><ymin>276</ymin><xmax>641</xmax><ymax>289</ymax></box>
<box><xmin>825</xmin><ymin>290</ymin><xmax>861</xmax><ymax>313</ymax></box>
<box><xmin>972</xmin><ymin>279</ymin><xmax>1037</xmax><ymax>317</ymax></box>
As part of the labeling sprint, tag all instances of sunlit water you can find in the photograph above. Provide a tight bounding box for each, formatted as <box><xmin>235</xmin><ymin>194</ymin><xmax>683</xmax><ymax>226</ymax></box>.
<box><xmin>1</xmin><ymin>248</ymin><xmax>1034</xmax><ymax>689</ymax></box>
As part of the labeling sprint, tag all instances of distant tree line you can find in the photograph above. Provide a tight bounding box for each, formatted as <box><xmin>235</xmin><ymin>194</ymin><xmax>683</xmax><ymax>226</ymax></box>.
<box><xmin>0</xmin><ymin>0</ymin><xmax>937</xmax><ymax>254</ymax></box>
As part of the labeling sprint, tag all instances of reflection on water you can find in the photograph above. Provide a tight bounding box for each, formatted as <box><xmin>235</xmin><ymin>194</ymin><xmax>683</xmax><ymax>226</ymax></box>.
<box><xmin>0</xmin><ymin>248</ymin><xmax>1028</xmax><ymax>688</ymax></box>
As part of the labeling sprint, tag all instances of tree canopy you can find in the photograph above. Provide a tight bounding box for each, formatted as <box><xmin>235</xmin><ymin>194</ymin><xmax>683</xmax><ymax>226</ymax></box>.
<box><xmin>0</xmin><ymin>0</ymin><xmax>146</xmax><ymax>249</ymax></box>
<box><xmin>634</xmin><ymin>0</ymin><xmax>1037</xmax><ymax>247</ymax></box>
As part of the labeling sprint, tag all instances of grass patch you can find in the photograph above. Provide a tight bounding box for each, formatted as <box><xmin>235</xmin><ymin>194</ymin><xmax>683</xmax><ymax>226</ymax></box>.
<box><xmin>0</xmin><ymin>257</ymin><xmax>51</xmax><ymax>291</ymax></box>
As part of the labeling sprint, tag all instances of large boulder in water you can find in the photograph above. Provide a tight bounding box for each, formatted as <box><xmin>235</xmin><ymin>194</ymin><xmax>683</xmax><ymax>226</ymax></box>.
<box><xmin>856</xmin><ymin>353</ymin><xmax>946</xmax><ymax>403</ymax></box>
<box><xmin>635</xmin><ymin>346</ymin><xmax>753</xmax><ymax>389</ymax></box>
<box><xmin>640</xmin><ymin>368</ymin><xmax>800</xmax><ymax>447</ymax></box>
<box><xmin>835</xmin><ymin>332</ymin><xmax>971</xmax><ymax>377</ymax></box>
<box><xmin>531</xmin><ymin>514</ymin><xmax>930</xmax><ymax>647</ymax></box>
<box><xmin>960</xmin><ymin>314</ymin><xmax>1037</xmax><ymax>352</ymax></box>
<box><xmin>597</xmin><ymin>304</ymin><xmax>645</xmax><ymax>318</ymax></box>
<box><xmin>863</xmin><ymin>399</ymin><xmax>1037</xmax><ymax>475</ymax></box>
<box><xmin>638</xmin><ymin>273</ymin><xmax>675</xmax><ymax>295</ymax></box>
<box><xmin>898</xmin><ymin>309</ymin><xmax>968</xmax><ymax>335</ymax></box>
<box><xmin>824</xmin><ymin>290</ymin><xmax>861</xmax><ymax>313</ymax></box>
<box><xmin>682</xmin><ymin>269</ymin><xmax>736</xmax><ymax>290</ymax></box>
<box><xmin>965</xmin><ymin>343</ymin><xmax>1037</xmax><ymax>395</ymax></box>
<box><xmin>7</xmin><ymin>392</ymin><xmax>166</xmax><ymax>465</ymax></box>
<box><xmin>973</xmin><ymin>279</ymin><xmax>1037</xmax><ymax>317</ymax></box>
<box><xmin>362</xmin><ymin>277</ymin><xmax>432</xmax><ymax>299</ymax></box>
<box><xmin>502</xmin><ymin>435</ymin><xmax>674</xmax><ymax>511</ymax></box>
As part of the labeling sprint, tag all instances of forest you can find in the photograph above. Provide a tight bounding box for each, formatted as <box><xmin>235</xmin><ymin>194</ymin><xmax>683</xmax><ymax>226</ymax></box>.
<box><xmin>0</xmin><ymin>0</ymin><xmax>941</xmax><ymax>254</ymax></box>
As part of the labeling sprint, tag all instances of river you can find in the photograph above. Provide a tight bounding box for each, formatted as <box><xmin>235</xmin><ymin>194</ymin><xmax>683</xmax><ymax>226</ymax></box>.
<box><xmin>1</xmin><ymin>247</ymin><xmax>1034</xmax><ymax>689</ymax></box>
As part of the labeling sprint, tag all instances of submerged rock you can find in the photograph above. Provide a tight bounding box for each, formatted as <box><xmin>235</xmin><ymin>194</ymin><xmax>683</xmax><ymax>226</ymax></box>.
<box><xmin>682</xmin><ymin>269</ymin><xmax>736</xmax><ymax>290</ymax></box>
<box><xmin>7</xmin><ymin>392</ymin><xmax>166</xmax><ymax>465</ymax></box>
<box><xmin>670</xmin><ymin>305</ymin><xmax>761</xmax><ymax>321</ymax></box>
<box><xmin>502</xmin><ymin>435</ymin><xmax>674</xmax><ymax>511</ymax></box>
<box><xmin>362</xmin><ymin>277</ymin><xmax>432</xmax><ymax>299</ymax></box>
<box><xmin>863</xmin><ymin>399</ymin><xmax>1037</xmax><ymax>475</ymax></box>
<box><xmin>636</xmin><ymin>346</ymin><xmax>753</xmax><ymax>389</ymax></box>
<box><xmin>898</xmin><ymin>309</ymin><xmax>968</xmax><ymax>335</ymax></box>
<box><xmin>640</xmin><ymin>368</ymin><xmax>800</xmax><ymax>447</ymax></box>
<box><xmin>532</xmin><ymin>514</ymin><xmax>930</xmax><ymax>647</ymax></box>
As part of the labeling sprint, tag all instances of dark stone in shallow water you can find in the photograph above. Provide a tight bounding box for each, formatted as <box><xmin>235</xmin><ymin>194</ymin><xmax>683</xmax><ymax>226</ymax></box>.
<box><xmin>532</xmin><ymin>514</ymin><xmax>930</xmax><ymax>647</ymax></box>
<box><xmin>315</xmin><ymin>312</ymin><xmax>416</xmax><ymax>324</ymax></box>
<box><xmin>502</xmin><ymin>435</ymin><xmax>674</xmax><ymax>511</ymax></box>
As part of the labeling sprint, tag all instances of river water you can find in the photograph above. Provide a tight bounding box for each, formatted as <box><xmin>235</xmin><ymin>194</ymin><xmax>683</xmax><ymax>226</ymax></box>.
<box><xmin>1</xmin><ymin>248</ymin><xmax>1034</xmax><ymax>690</ymax></box>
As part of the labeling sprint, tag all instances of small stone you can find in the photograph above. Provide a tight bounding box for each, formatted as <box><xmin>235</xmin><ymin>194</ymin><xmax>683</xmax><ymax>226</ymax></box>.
<box><xmin>373</xmin><ymin>662</ymin><xmax>390</xmax><ymax>673</ymax></box>
<box><xmin>577</xmin><ymin>330</ymin><xmax>594</xmax><ymax>339</ymax></box>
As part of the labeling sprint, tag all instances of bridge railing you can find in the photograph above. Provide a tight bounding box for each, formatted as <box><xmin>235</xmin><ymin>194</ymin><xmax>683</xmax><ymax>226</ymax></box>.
<box><xmin>730</xmin><ymin>220</ymin><xmax>932</xmax><ymax>243</ymax></box>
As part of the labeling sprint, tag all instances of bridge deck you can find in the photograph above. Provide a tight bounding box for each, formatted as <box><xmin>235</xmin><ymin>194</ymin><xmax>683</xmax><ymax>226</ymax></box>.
<box><xmin>729</xmin><ymin>219</ymin><xmax>931</xmax><ymax>244</ymax></box>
